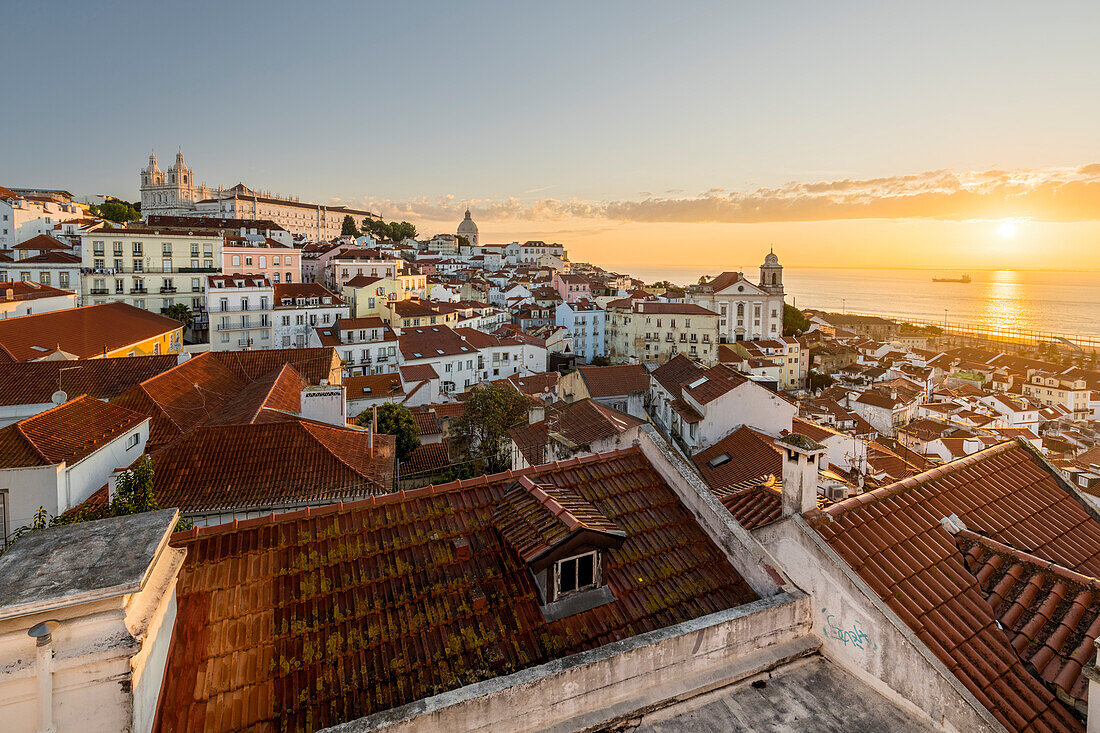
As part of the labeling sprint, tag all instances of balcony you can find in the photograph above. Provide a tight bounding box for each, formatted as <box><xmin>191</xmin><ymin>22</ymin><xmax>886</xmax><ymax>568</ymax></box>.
<box><xmin>89</xmin><ymin>288</ymin><xmax>109</xmax><ymax>295</ymax></box>
<box><xmin>131</xmin><ymin>287</ymin><xmax>148</xmax><ymax>294</ymax></box>
<box><xmin>218</xmin><ymin>318</ymin><xmax>270</xmax><ymax>330</ymax></box>
<box><xmin>178</xmin><ymin>266</ymin><xmax>219</xmax><ymax>273</ymax></box>
<box><xmin>160</xmin><ymin>286</ymin><xmax>177</xmax><ymax>293</ymax></box>
<box><xmin>210</xmin><ymin>304</ymin><xmax>271</xmax><ymax>313</ymax></box>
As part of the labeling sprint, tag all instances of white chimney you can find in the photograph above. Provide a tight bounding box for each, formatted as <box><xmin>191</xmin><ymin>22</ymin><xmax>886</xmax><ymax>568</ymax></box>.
<box><xmin>529</xmin><ymin>404</ymin><xmax>545</xmax><ymax>425</ymax></box>
<box><xmin>776</xmin><ymin>433</ymin><xmax>827</xmax><ymax>517</ymax></box>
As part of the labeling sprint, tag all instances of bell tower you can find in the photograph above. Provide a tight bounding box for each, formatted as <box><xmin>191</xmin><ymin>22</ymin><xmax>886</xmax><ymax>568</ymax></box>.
<box><xmin>760</xmin><ymin>247</ymin><xmax>783</xmax><ymax>295</ymax></box>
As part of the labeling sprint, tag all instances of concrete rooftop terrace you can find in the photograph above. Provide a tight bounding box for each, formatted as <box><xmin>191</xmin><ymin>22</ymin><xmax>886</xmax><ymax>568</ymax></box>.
<box><xmin>0</xmin><ymin>509</ymin><xmax>177</xmax><ymax>620</ymax></box>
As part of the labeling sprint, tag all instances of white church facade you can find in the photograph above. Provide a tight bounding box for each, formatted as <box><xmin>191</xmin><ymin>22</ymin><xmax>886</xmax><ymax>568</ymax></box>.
<box><xmin>688</xmin><ymin>250</ymin><xmax>786</xmax><ymax>342</ymax></box>
<box><xmin>140</xmin><ymin>149</ymin><xmax>378</xmax><ymax>241</ymax></box>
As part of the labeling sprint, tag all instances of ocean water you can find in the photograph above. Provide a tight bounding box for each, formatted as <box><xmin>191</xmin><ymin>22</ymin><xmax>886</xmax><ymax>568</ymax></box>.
<box><xmin>608</xmin><ymin>266</ymin><xmax>1100</xmax><ymax>338</ymax></box>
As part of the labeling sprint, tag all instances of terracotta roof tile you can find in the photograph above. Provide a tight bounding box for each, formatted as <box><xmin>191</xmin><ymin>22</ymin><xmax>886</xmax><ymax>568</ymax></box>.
<box><xmin>151</xmin><ymin>421</ymin><xmax>395</xmax><ymax>513</ymax></box>
<box><xmin>157</xmin><ymin>448</ymin><xmax>757</xmax><ymax>731</ymax></box>
<box><xmin>577</xmin><ymin>364</ymin><xmax>649</xmax><ymax>397</ymax></box>
<box><xmin>0</xmin><ymin>303</ymin><xmax>180</xmax><ymax>362</ymax></box>
<box><xmin>0</xmin><ymin>356</ymin><xmax>178</xmax><ymax>406</ymax></box>
<box><xmin>510</xmin><ymin>399</ymin><xmax>643</xmax><ymax>466</ymax></box>
<box><xmin>400</xmin><ymin>441</ymin><xmax>450</xmax><ymax>475</ymax></box>
<box><xmin>810</xmin><ymin>442</ymin><xmax>1095</xmax><ymax>732</ymax></box>
<box><xmin>650</xmin><ymin>354</ymin><xmax>705</xmax><ymax>398</ymax></box>
<box><xmin>692</xmin><ymin>426</ymin><xmax>782</xmax><ymax>494</ymax></box>
<box><xmin>681</xmin><ymin>364</ymin><xmax>750</xmax><ymax>405</ymax></box>
<box><xmin>0</xmin><ymin>395</ymin><xmax>146</xmax><ymax>468</ymax></box>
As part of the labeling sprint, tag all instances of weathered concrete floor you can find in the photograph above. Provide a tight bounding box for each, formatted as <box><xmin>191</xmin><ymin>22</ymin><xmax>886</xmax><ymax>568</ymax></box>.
<box><xmin>612</xmin><ymin>655</ymin><xmax>938</xmax><ymax>733</ymax></box>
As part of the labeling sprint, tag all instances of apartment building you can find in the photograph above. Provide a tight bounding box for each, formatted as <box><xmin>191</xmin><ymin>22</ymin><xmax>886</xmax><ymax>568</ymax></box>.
<box><xmin>324</xmin><ymin>248</ymin><xmax>404</xmax><ymax>290</ymax></box>
<box><xmin>81</xmin><ymin>228</ymin><xmax>222</xmax><ymax>316</ymax></box>
<box><xmin>555</xmin><ymin>299</ymin><xmax>605</xmax><ymax>363</ymax></box>
<box><xmin>721</xmin><ymin>336</ymin><xmax>804</xmax><ymax>390</ymax></box>
<box><xmin>0</xmin><ymin>187</ymin><xmax>85</xmax><ymax>249</ymax></box>
<box><xmin>311</xmin><ymin>316</ymin><xmax>399</xmax><ymax>376</ymax></box>
<box><xmin>2</xmin><ymin>234</ymin><xmax>81</xmax><ymax>292</ymax></box>
<box><xmin>606</xmin><ymin>301</ymin><xmax>718</xmax><ymax>365</ymax></box>
<box><xmin>1021</xmin><ymin>369</ymin><xmax>1091</xmax><ymax>419</ymax></box>
<box><xmin>222</xmin><ymin>237</ymin><xmax>300</xmax><ymax>284</ymax></box>
<box><xmin>206</xmin><ymin>275</ymin><xmax>273</xmax><ymax>351</ymax></box>
<box><xmin>272</xmin><ymin>283</ymin><xmax>348</xmax><ymax>348</ymax></box>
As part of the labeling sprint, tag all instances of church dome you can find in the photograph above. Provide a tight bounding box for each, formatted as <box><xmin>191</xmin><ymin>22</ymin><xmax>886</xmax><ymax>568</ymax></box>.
<box><xmin>457</xmin><ymin>208</ymin><xmax>478</xmax><ymax>238</ymax></box>
<box><xmin>763</xmin><ymin>250</ymin><xmax>779</xmax><ymax>266</ymax></box>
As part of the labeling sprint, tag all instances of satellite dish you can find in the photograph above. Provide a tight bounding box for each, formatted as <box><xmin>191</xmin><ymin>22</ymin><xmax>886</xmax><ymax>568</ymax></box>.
<box><xmin>51</xmin><ymin>390</ymin><xmax>67</xmax><ymax>405</ymax></box>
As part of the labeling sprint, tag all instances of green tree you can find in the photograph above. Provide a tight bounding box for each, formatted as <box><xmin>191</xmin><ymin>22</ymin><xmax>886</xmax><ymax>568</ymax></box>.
<box><xmin>808</xmin><ymin>370</ymin><xmax>834</xmax><ymax>392</ymax></box>
<box><xmin>589</xmin><ymin>355</ymin><xmax>612</xmax><ymax>366</ymax></box>
<box><xmin>92</xmin><ymin>200</ymin><xmax>142</xmax><ymax>223</ymax></box>
<box><xmin>783</xmin><ymin>304</ymin><xmax>811</xmax><ymax>336</ymax></box>
<box><xmin>164</xmin><ymin>303</ymin><xmax>192</xmax><ymax>325</ymax></box>
<box><xmin>361</xmin><ymin>218</ymin><xmax>418</xmax><ymax>243</ymax></box>
<box><xmin>341</xmin><ymin>214</ymin><xmax>361</xmax><ymax>237</ymax></box>
<box><xmin>452</xmin><ymin>382</ymin><xmax>530</xmax><ymax>473</ymax></box>
<box><xmin>356</xmin><ymin>403</ymin><xmax>420</xmax><ymax>461</ymax></box>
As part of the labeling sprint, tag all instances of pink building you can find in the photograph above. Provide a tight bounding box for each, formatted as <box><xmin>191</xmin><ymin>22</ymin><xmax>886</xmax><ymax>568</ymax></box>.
<box><xmin>222</xmin><ymin>237</ymin><xmax>300</xmax><ymax>284</ymax></box>
<box><xmin>551</xmin><ymin>272</ymin><xmax>591</xmax><ymax>303</ymax></box>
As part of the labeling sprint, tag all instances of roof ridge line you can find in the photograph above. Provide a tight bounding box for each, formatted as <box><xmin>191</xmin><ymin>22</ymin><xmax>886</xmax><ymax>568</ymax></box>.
<box><xmin>171</xmin><ymin>445</ymin><xmax>645</xmax><ymax>542</ymax></box>
<box><xmin>956</xmin><ymin>528</ymin><xmax>1100</xmax><ymax>589</ymax></box>
<box><xmin>826</xmin><ymin>440</ymin><xmax>1017</xmax><ymax>518</ymax></box>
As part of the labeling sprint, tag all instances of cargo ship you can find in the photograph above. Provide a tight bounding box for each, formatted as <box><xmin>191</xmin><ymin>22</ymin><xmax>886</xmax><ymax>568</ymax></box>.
<box><xmin>932</xmin><ymin>274</ymin><xmax>971</xmax><ymax>283</ymax></box>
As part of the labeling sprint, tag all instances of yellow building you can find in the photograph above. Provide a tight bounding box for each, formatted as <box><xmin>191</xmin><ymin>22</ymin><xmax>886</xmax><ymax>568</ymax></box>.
<box><xmin>342</xmin><ymin>271</ymin><xmax>427</xmax><ymax>318</ymax></box>
<box><xmin>606</xmin><ymin>301</ymin><xmax>719</xmax><ymax>365</ymax></box>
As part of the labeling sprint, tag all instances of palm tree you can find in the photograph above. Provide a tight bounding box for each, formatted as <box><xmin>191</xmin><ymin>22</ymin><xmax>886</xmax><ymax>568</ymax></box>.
<box><xmin>164</xmin><ymin>303</ymin><xmax>192</xmax><ymax>325</ymax></box>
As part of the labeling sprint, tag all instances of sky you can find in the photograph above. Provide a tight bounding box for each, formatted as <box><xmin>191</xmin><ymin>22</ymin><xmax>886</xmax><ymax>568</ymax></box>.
<box><xmin>3</xmin><ymin>0</ymin><xmax>1100</xmax><ymax>272</ymax></box>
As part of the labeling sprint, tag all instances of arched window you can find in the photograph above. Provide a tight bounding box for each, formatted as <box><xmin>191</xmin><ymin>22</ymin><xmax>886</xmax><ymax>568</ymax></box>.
<box><xmin>771</xmin><ymin>273</ymin><xmax>777</xmax><ymax>285</ymax></box>
<box><xmin>736</xmin><ymin>302</ymin><xmax>744</xmax><ymax>317</ymax></box>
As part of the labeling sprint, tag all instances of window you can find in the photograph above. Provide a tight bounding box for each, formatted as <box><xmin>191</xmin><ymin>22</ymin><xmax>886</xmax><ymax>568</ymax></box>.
<box><xmin>232</xmin><ymin>255</ymin><xmax>240</xmax><ymax>266</ymax></box>
<box><xmin>133</xmin><ymin>242</ymin><xmax>143</xmax><ymax>256</ymax></box>
<box><xmin>556</xmin><ymin>552</ymin><xmax>598</xmax><ymax>597</ymax></box>
<box><xmin>126</xmin><ymin>432</ymin><xmax>140</xmax><ymax>449</ymax></box>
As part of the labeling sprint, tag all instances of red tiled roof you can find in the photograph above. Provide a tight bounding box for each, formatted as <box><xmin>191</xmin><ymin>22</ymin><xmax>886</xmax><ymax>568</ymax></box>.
<box><xmin>507</xmin><ymin>371</ymin><xmax>559</xmax><ymax>396</ymax></box>
<box><xmin>398</xmin><ymin>326</ymin><xmax>475</xmax><ymax>360</ymax></box>
<box><xmin>11</xmin><ymin>234</ymin><xmax>71</xmax><ymax>251</ymax></box>
<box><xmin>0</xmin><ymin>395</ymin><xmax>146</xmax><ymax>468</ymax></box>
<box><xmin>159</xmin><ymin>448</ymin><xmax>757</xmax><ymax>731</ymax></box>
<box><xmin>0</xmin><ymin>303</ymin><xmax>180</xmax><ymax>362</ymax></box>
<box><xmin>651</xmin><ymin>354</ymin><xmax>705</xmax><ymax>398</ymax></box>
<box><xmin>681</xmin><ymin>364</ymin><xmax>750</xmax><ymax>405</ymax></box>
<box><xmin>492</xmin><ymin>475</ymin><xmax>625</xmax><ymax>563</ymax></box>
<box><xmin>16</xmin><ymin>251</ymin><xmax>81</xmax><ymax>265</ymax></box>
<box><xmin>510</xmin><ymin>399</ymin><xmax>643</xmax><ymax>466</ymax></box>
<box><xmin>398</xmin><ymin>363</ymin><xmax>439</xmax><ymax>382</ymax></box>
<box><xmin>209</xmin><ymin>347</ymin><xmax>340</xmax><ymax>386</ymax></box>
<box><xmin>0</xmin><ymin>356</ymin><xmax>178</xmax><ymax>406</ymax></box>
<box><xmin>717</xmin><ymin>480</ymin><xmax>783</xmax><ymax>530</ymax></box>
<box><xmin>634</xmin><ymin>302</ymin><xmax>717</xmax><ymax>316</ymax></box>
<box><xmin>577</xmin><ymin>364</ymin><xmax>649</xmax><ymax>398</ymax></box>
<box><xmin>692</xmin><ymin>426</ymin><xmax>782</xmax><ymax>493</ymax></box>
<box><xmin>811</xmin><ymin>442</ymin><xmax>1097</xmax><ymax>732</ymax></box>
<box><xmin>410</xmin><ymin>409</ymin><xmax>440</xmax><ymax>436</ymax></box>
<box><xmin>345</xmin><ymin>373</ymin><xmax>402</xmax><ymax>399</ymax></box>
<box><xmin>152</xmin><ymin>420</ymin><xmax>395</xmax><ymax>513</ymax></box>
<box><xmin>201</xmin><ymin>364</ymin><xmax>307</xmax><ymax>426</ymax></box>
<box><xmin>111</xmin><ymin>352</ymin><xmax>246</xmax><ymax>448</ymax></box>
<box><xmin>955</xmin><ymin>529</ymin><xmax>1100</xmax><ymax>714</ymax></box>
<box><xmin>273</xmin><ymin>282</ymin><xmax>344</xmax><ymax>305</ymax></box>
<box><xmin>400</xmin><ymin>441</ymin><xmax>449</xmax><ymax>475</ymax></box>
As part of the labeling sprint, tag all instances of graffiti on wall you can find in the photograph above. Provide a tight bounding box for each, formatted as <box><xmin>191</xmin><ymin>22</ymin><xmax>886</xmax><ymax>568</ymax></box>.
<box><xmin>821</xmin><ymin>607</ymin><xmax>877</xmax><ymax>651</ymax></box>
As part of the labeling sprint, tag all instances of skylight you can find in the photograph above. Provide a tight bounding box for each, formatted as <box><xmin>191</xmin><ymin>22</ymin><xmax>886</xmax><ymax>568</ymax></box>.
<box><xmin>413</xmin><ymin>352</ymin><xmax>422</xmax><ymax>358</ymax></box>
<box><xmin>707</xmin><ymin>453</ymin><xmax>731</xmax><ymax>468</ymax></box>
<box><xmin>687</xmin><ymin>376</ymin><xmax>709</xmax><ymax>389</ymax></box>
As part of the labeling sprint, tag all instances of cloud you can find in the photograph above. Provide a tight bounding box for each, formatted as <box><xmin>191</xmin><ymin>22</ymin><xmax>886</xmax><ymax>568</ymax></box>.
<box><xmin>353</xmin><ymin>164</ymin><xmax>1100</xmax><ymax>225</ymax></box>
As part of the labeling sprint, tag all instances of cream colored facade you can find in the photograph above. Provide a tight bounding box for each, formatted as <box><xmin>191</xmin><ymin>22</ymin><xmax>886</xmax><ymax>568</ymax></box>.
<box><xmin>81</xmin><ymin>229</ymin><xmax>222</xmax><ymax>316</ymax></box>
<box><xmin>140</xmin><ymin>149</ymin><xmax>377</xmax><ymax>240</ymax></box>
<box><xmin>606</xmin><ymin>302</ymin><xmax>719</xmax><ymax>364</ymax></box>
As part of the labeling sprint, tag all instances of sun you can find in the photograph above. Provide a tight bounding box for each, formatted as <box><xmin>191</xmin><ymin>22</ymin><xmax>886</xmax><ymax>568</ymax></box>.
<box><xmin>997</xmin><ymin>221</ymin><xmax>1018</xmax><ymax>239</ymax></box>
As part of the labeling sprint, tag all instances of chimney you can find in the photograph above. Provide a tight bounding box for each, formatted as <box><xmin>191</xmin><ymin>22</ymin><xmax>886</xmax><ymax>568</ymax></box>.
<box><xmin>529</xmin><ymin>403</ymin><xmax>545</xmax><ymax>425</ymax></box>
<box><xmin>775</xmin><ymin>433</ymin><xmax>827</xmax><ymax>517</ymax></box>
